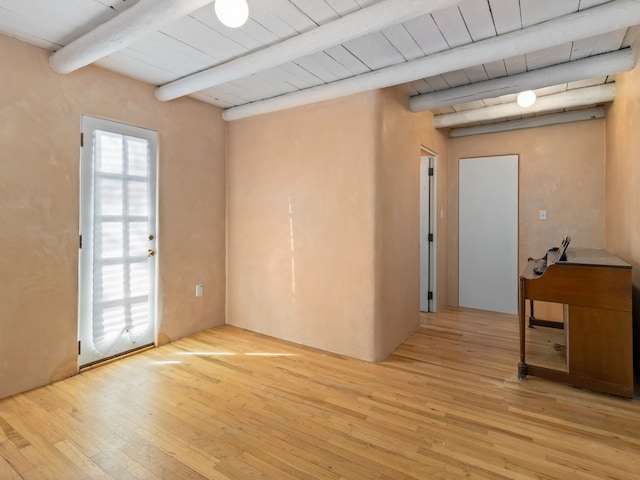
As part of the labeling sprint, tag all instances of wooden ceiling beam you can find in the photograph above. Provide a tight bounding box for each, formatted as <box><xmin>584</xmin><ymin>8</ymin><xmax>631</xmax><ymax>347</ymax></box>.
<box><xmin>410</xmin><ymin>49</ymin><xmax>634</xmax><ymax>112</ymax></box>
<box><xmin>155</xmin><ymin>0</ymin><xmax>461</xmax><ymax>102</ymax></box>
<box><xmin>49</xmin><ymin>0</ymin><xmax>215</xmax><ymax>74</ymax></box>
<box><xmin>433</xmin><ymin>84</ymin><xmax>616</xmax><ymax>129</ymax></box>
<box><xmin>222</xmin><ymin>0</ymin><xmax>640</xmax><ymax>121</ymax></box>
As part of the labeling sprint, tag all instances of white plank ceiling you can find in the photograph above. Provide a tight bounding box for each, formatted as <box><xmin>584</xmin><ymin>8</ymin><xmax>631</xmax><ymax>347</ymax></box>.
<box><xmin>0</xmin><ymin>0</ymin><xmax>638</xmax><ymax>128</ymax></box>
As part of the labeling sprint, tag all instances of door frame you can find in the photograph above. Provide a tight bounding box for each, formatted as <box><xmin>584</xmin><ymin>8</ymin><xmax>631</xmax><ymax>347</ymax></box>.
<box><xmin>420</xmin><ymin>147</ymin><xmax>438</xmax><ymax>312</ymax></box>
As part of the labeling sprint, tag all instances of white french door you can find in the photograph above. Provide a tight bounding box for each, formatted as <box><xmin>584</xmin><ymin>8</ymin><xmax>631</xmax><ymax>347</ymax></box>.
<box><xmin>79</xmin><ymin>115</ymin><xmax>158</xmax><ymax>367</ymax></box>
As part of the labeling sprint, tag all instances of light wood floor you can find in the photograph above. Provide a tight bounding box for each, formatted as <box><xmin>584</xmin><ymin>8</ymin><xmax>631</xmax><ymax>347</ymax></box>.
<box><xmin>2</xmin><ymin>309</ymin><xmax>640</xmax><ymax>479</ymax></box>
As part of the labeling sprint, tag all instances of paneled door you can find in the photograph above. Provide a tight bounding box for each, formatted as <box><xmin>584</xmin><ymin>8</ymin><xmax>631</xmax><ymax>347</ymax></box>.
<box><xmin>78</xmin><ymin>115</ymin><xmax>158</xmax><ymax>367</ymax></box>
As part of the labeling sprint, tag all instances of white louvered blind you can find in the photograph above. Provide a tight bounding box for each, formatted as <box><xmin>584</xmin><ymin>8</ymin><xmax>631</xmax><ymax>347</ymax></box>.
<box><xmin>91</xmin><ymin>129</ymin><xmax>152</xmax><ymax>353</ymax></box>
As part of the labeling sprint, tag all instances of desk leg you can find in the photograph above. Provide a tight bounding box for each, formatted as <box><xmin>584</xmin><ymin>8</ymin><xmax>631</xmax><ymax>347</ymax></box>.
<box><xmin>528</xmin><ymin>299</ymin><xmax>535</xmax><ymax>327</ymax></box>
<box><xmin>518</xmin><ymin>277</ymin><xmax>528</xmax><ymax>379</ymax></box>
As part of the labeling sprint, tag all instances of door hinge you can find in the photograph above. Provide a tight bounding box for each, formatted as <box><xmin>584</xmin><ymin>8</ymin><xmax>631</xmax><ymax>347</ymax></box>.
<box><xmin>78</xmin><ymin>340</ymin><xmax>81</xmax><ymax>355</ymax></box>
<box><xmin>428</xmin><ymin>292</ymin><xmax>433</xmax><ymax>300</ymax></box>
<box><xmin>80</xmin><ymin>132</ymin><xmax>84</xmax><ymax>147</ymax></box>
<box><xmin>79</xmin><ymin>234</ymin><xmax>82</xmax><ymax>249</ymax></box>
<box><xmin>428</xmin><ymin>167</ymin><xmax>434</xmax><ymax>176</ymax></box>
<box><xmin>428</xmin><ymin>233</ymin><xmax>434</xmax><ymax>242</ymax></box>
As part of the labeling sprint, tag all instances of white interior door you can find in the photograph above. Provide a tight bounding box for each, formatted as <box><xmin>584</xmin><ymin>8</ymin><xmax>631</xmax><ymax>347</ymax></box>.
<box><xmin>79</xmin><ymin>115</ymin><xmax>158</xmax><ymax>367</ymax></box>
<box><xmin>420</xmin><ymin>153</ymin><xmax>437</xmax><ymax>312</ymax></box>
<box><xmin>459</xmin><ymin>155</ymin><xmax>518</xmax><ymax>314</ymax></box>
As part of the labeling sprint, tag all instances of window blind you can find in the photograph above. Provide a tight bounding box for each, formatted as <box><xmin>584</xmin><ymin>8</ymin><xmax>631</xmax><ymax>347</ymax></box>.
<box><xmin>91</xmin><ymin>130</ymin><xmax>152</xmax><ymax>353</ymax></box>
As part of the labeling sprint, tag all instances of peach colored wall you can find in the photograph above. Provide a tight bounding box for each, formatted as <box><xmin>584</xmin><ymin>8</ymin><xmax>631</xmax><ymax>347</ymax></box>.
<box><xmin>226</xmin><ymin>93</ymin><xmax>379</xmax><ymax>360</ymax></box>
<box><xmin>226</xmin><ymin>88</ymin><xmax>449</xmax><ymax>362</ymax></box>
<box><xmin>0</xmin><ymin>35</ymin><xmax>226</xmax><ymax>399</ymax></box>
<box><xmin>604</xmin><ymin>63</ymin><xmax>639</xmax><ymax>260</ymax></box>
<box><xmin>375</xmin><ymin>88</ymin><xmax>449</xmax><ymax>357</ymax></box>
<box><xmin>448</xmin><ymin>121</ymin><xmax>606</xmax><ymax>307</ymax></box>
<box><xmin>604</xmin><ymin>54</ymin><xmax>640</xmax><ymax>366</ymax></box>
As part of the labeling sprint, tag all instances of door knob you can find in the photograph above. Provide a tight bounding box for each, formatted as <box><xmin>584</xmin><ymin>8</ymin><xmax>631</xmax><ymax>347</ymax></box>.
<box><xmin>148</xmin><ymin>249</ymin><xmax>156</xmax><ymax>257</ymax></box>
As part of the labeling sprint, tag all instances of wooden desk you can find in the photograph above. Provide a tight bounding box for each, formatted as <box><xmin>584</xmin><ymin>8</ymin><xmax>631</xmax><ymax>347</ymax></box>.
<box><xmin>518</xmin><ymin>248</ymin><xmax>633</xmax><ymax>398</ymax></box>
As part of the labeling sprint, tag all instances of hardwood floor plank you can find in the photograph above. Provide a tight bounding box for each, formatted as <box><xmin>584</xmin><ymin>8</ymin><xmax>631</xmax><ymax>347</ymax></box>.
<box><xmin>1</xmin><ymin>309</ymin><xmax>640</xmax><ymax>478</ymax></box>
<box><xmin>0</xmin><ymin>440</ymin><xmax>40</xmax><ymax>479</ymax></box>
<box><xmin>0</xmin><ymin>415</ymin><xmax>30</xmax><ymax>449</ymax></box>
<box><xmin>54</xmin><ymin>439</ymin><xmax>115</xmax><ymax>480</ymax></box>
<box><xmin>88</xmin><ymin>451</ymin><xmax>147</xmax><ymax>480</ymax></box>
<box><xmin>17</xmin><ymin>441</ymin><xmax>87</xmax><ymax>479</ymax></box>
<box><xmin>218</xmin><ymin>430</ymin><xmax>337</xmax><ymax>480</ymax></box>
<box><xmin>0</xmin><ymin>455</ymin><xmax>22</xmax><ymax>480</ymax></box>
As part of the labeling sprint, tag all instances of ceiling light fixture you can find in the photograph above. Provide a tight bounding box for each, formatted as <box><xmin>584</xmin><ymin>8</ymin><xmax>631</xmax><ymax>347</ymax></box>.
<box><xmin>517</xmin><ymin>90</ymin><xmax>537</xmax><ymax>108</ymax></box>
<box><xmin>215</xmin><ymin>0</ymin><xmax>249</xmax><ymax>28</ymax></box>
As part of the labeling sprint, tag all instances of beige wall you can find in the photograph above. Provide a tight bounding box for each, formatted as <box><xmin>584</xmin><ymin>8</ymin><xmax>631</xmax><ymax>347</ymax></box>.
<box><xmin>376</xmin><ymin>88</ymin><xmax>449</xmax><ymax>356</ymax></box>
<box><xmin>226</xmin><ymin>92</ymin><xmax>379</xmax><ymax>360</ymax></box>
<box><xmin>448</xmin><ymin>121</ymin><xmax>606</xmax><ymax>307</ymax></box>
<box><xmin>605</xmin><ymin>62</ymin><xmax>640</xmax><ymax>261</ymax></box>
<box><xmin>0</xmin><ymin>35</ymin><xmax>226</xmax><ymax>399</ymax></box>
<box><xmin>226</xmin><ymin>88</ymin><xmax>449</xmax><ymax>361</ymax></box>
<box><xmin>604</xmin><ymin>55</ymin><xmax>640</xmax><ymax>366</ymax></box>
